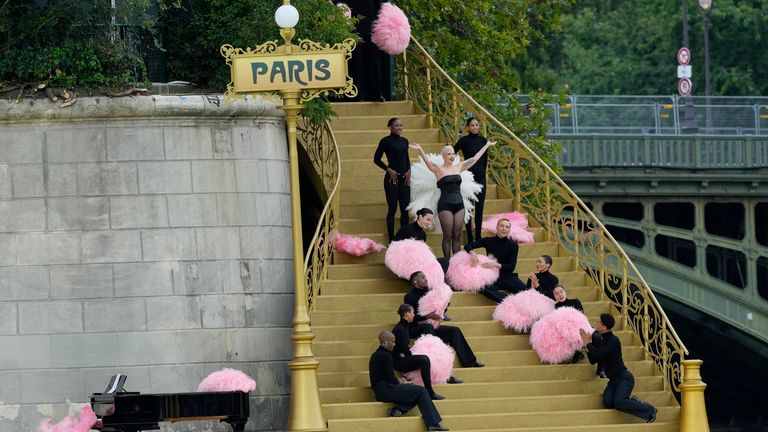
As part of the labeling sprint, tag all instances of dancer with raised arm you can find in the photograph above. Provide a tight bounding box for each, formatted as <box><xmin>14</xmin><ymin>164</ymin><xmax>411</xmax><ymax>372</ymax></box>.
<box><xmin>454</xmin><ymin>117</ymin><xmax>491</xmax><ymax>242</ymax></box>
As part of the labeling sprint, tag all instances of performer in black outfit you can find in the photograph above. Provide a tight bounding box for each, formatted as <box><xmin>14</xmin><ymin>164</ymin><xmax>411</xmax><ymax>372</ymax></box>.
<box><xmin>369</xmin><ymin>331</ymin><xmax>449</xmax><ymax>431</ymax></box>
<box><xmin>394</xmin><ymin>208</ymin><xmax>433</xmax><ymax>242</ymax></box>
<box><xmin>463</xmin><ymin>219</ymin><xmax>527</xmax><ymax>303</ymax></box>
<box><xmin>392</xmin><ymin>305</ymin><xmax>445</xmax><ymax>400</ymax></box>
<box><xmin>403</xmin><ymin>272</ymin><xmax>484</xmax><ymax>370</ymax></box>
<box><xmin>553</xmin><ymin>284</ymin><xmax>586</xmax><ymax>363</ymax></box>
<box><xmin>580</xmin><ymin>313</ymin><xmax>658</xmax><ymax>423</ymax></box>
<box><xmin>454</xmin><ymin>117</ymin><xmax>489</xmax><ymax>243</ymax></box>
<box><xmin>526</xmin><ymin>255</ymin><xmax>559</xmax><ymax>300</ymax></box>
<box><xmin>346</xmin><ymin>0</ymin><xmax>392</xmax><ymax>101</ymax></box>
<box><xmin>374</xmin><ymin>118</ymin><xmax>411</xmax><ymax>242</ymax></box>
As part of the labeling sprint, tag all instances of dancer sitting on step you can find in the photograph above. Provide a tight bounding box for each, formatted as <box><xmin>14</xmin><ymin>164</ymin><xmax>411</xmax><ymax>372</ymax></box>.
<box><xmin>579</xmin><ymin>313</ymin><xmax>658</xmax><ymax>423</ymax></box>
<box><xmin>391</xmin><ymin>305</ymin><xmax>446</xmax><ymax>400</ymax></box>
<box><xmin>404</xmin><ymin>273</ymin><xmax>485</xmax><ymax>370</ymax></box>
<box><xmin>527</xmin><ymin>255</ymin><xmax>560</xmax><ymax>300</ymax></box>
<box><xmin>394</xmin><ymin>208</ymin><xmax>433</xmax><ymax>242</ymax></box>
<box><xmin>463</xmin><ymin>218</ymin><xmax>527</xmax><ymax>303</ymax></box>
<box><xmin>369</xmin><ymin>331</ymin><xmax>450</xmax><ymax>431</ymax></box>
<box><xmin>374</xmin><ymin>117</ymin><xmax>411</xmax><ymax>243</ymax></box>
<box><xmin>553</xmin><ymin>284</ymin><xmax>586</xmax><ymax>364</ymax></box>
<box><xmin>409</xmin><ymin>141</ymin><xmax>493</xmax><ymax>258</ymax></box>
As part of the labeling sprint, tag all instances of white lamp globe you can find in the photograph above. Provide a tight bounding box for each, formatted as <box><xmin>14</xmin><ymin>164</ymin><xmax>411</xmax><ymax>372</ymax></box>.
<box><xmin>275</xmin><ymin>5</ymin><xmax>299</xmax><ymax>28</ymax></box>
<box><xmin>699</xmin><ymin>0</ymin><xmax>712</xmax><ymax>10</ymax></box>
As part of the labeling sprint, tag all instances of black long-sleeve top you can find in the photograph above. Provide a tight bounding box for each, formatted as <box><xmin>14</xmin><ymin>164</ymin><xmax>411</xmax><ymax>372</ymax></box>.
<box><xmin>392</xmin><ymin>319</ymin><xmax>413</xmax><ymax>358</ymax></box>
<box><xmin>454</xmin><ymin>132</ymin><xmax>488</xmax><ymax>184</ymax></box>
<box><xmin>527</xmin><ymin>271</ymin><xmax>559</xmax><ymax>300</ymax></box>
<box><xmin>369</xmin><ymin>346</ymin><xmax>400</xmax><ymax>389</ymax></box>
<box><xmin>555</xmin><ymin>298</ymin><xmax>584</xmax><ymax>312</ymax></box>
<box><xmin>464</xmin><ymin>236</ymin><xmax>519</xmax><ymax>275</ymax></box>
<box><xmin>585</xmin><ymin>331</ymin><xmax>626</xmax><ymax>378</ymax></box>
<box><xmin>394</xmin><ymin>222</ymin><xmax>426</xmax><ymax>242</ymax></box>
<box><xmin>373</xmin><ymin>133</ymin><xmax>410</xmax><ymax>175</ymax></box>
<box><xmin>404</xmin><ymin>287</ymin><xmax>430</xmax><ymax>321</ymax></box>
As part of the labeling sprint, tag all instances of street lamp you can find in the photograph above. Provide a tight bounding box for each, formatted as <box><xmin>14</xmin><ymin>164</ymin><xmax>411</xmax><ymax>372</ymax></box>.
<box><xmin>680</xmin><ymin>0</ymin><xmax>697</xmax><ymax>133</ymax></box>
<box><xmin>699</xmin><ymin>0</ymin><xmax>713</xmax><ymax>131</ymax></box>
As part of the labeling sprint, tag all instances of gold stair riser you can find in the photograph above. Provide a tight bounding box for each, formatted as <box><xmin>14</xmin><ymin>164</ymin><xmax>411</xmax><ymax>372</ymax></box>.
<box><xmin>317</xmin><ymin>347</ymin><xmax>647</xmax><ymax>372</ymax></box>
<box><xmin>339</xmin><ymin>143</ymin><xmax>447</xmax><ymax>159</ymax></box>
<box><xmin>326</xmin><ymin>408</ymin><xmax>677</xmax><ymax>432</ymax></box>
<box><xmin>329</xmin><ymin>228</ymin><xmax>546</xmax><ymax>248</ymax></box>
<box><xmin>339</xmin><ymin>200</ymin><xmax>519</xmax><ymax>218</ymax></box>
<box><xmin>327</xmin><ymin>258</ymin><xmax>574</xmax><ymax>280</ymax></box>
<box><xmin>332</xmin><ymin>241</ymin><xmax>558</xmax><ymax>265</ymax></box>
<box><xmin>322</xmin><ymin>391</ymin><xmax>675</xmax><ymax>418</ymax></box>
<box><xmin>340</xmin><ymin>176</ymin><xmax>500</xmax><ymax>197</ymax></box>
<box><xmin>440</xmin><ymin>424</ymin><xmax>679</xmax><ymax>432</ymax></box>
<box><xmin>319</xmin><ymin>376</ymin><xmax>664</xmax><ymax>403</ymax></box>
<box><xmin>329</xmin><ymin>114</ymin><xmax>430</xmax><ymax>131</ymax></box>
<box><xmin>334</xmin><ymin>129</ymin><xmax>441</xmax><ymax>146</ymax></box>
<box><xmin>329</xmin><ymin>101</ymin><xmax>420</xmax><ymax>116</ymax></box>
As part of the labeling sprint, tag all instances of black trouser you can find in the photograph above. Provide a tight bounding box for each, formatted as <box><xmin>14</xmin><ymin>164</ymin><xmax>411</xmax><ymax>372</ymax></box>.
<box><xmin>603</xmin><ymin>369</ymin><xmax>656</xmax><ymax>420</ymax></box>
<box><xmin>384</xmin><ymin>174</ymin><xmax>410</xmax><ymax>242</ymax></box>
<box><xmin>465</xmin><ymin>181</ymin><xmax>487</xmax><ymax>243</ymax></box>
<box><xmin>417</xmin><ymin>324</ymin><xmax>477</xmax><ymax>367</ymax></box>
<box><xmin>394</xmin><ymin>355</ymin><xmax>435</xmax><ymax>396</ymax></box>
<box><xmin>373</xmin><ymin>382</ymin><xmax>442</xmax><ymax>427</ymax></box>
<box><xmin>481</xmin><ymin>273</ymin><xmax>527</xmax><ymax>303</ymax></box>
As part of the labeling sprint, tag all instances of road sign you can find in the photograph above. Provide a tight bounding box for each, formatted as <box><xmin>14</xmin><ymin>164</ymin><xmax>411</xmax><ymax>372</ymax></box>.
<box><xmin>677</xmin><ymin>47</ymin><xmax>691</xmax><ymax>65</ymax></box>
<box><xmin>678</xmin><ymin>78</ymin><xmax>692</xmax><ymax>96</ymax></box>
<box><xmin>677</xmin><ymin>65</ymin><xmax>692</xmax><ymax>79</ymax></box>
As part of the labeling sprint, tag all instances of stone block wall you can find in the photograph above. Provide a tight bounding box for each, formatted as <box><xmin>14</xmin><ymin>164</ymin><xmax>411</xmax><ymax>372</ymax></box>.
<box><xmin>0</xmin><ymin>96</ymin><xmax>293</xmax><ymax>431</ymax></box>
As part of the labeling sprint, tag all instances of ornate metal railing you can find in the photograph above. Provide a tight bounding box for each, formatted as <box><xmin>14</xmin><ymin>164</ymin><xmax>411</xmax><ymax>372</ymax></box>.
<box><xmin>298</xmin><ymin>116</ymin><xmax>341</xmax><ymax>312</ymax></box>
<box><xmin>399</xmin><ymin>37</ymin><xmax>689</xmax><ymax>393</ymax></box>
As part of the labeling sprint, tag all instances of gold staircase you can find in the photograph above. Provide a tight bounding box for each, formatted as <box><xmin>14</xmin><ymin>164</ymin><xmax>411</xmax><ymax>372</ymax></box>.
<box><xmin>307</xmin><ymin>100</ymin><xmax>681</xmax><ymax>432</ymax></box>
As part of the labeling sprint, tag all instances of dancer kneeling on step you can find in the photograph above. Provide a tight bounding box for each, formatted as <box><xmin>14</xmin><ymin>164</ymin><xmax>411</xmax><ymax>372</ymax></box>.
<box><xmin>370</xmin><ymin>331</ymin><xmax>449</xmax><ymax>431</ymax></box>
<box><xmin>404</xmin><ymin>273</ymin><xmax>485</xmax><ymax>370</ymax></box>
<box><xmin>464</xmin><ymin>218</ymin><xmax>527</xmax><ymax>303</ymax></box>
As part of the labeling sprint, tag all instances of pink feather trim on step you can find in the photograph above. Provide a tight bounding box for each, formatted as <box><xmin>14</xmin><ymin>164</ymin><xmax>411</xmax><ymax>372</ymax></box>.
<box><xmin>384</xmin><ymin>239</ymin><xmax>444</xmax><ymax>287</ymax></box>
<box><xmin>332</xmin><ymin>233</ymin><xmax>385</xmax><ymax>257</ymax></box>
<box><xmin>530</xmin><ymin>307</ymin><xmax>594</xmax><ymax>364</ymax></box>
<box><xmin>403</xmin><ymin>334</ymin><xmax>455</xmax><ymax>385</ymax></box>
<box><xmin>418</xmin><ymin>282</ymin><xmax>453</xmax><ymax>328</ymax></box>
<box><xmin>446</xmin><ymin>251</ymin><xmax>499</xmax><ymax>292</ymax></box>
<box><xmin>493</xmin><ymin>289</ymin><xmax>555</xmax><ymax>332</ymax></box>
<box><xmin>482</xmin><ymin>212</ymin><xmax>535</xmax><ymax>244</ymax></box>
<box><xmin>372</xmin><ymin>3</ymin><xmax>411</xmax><ymax>55</ymax></box>
<box><xmin>198</xmin><ymin>368</ymin><xmax>256</xmax><ymax>393</ymax></box>
<box><xmin>38</xmin><ymin>405</ymin><xmax>97</xmax><ymax>432</ymax></box>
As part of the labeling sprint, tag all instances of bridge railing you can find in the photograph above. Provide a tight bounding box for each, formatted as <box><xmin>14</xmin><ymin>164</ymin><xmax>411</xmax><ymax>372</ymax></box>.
<box><xmin>399</xmin><ymin>37</ymin><xmax>689</xmax><ymax>394</ymax></box>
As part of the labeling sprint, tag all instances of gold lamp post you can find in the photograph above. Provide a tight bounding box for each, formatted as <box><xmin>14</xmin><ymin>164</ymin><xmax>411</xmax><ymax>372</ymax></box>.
<box><xmin>221</xmin><ymin>1</ymin><xmax>356</xmax><ymax>430</ymax></box>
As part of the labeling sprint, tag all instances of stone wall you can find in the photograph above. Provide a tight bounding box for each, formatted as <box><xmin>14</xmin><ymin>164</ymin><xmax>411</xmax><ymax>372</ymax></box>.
<box><xmin>0</xmin><ymin>95</ymin><xmax>293</xmax><ymax>431</ymax></box>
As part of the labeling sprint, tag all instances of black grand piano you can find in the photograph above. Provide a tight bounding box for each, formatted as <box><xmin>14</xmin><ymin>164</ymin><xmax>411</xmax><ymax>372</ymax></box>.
<box><xmin>90</xmin><ymin>374</ymin><xmax>250</xmax><ymax>432</ymax></box>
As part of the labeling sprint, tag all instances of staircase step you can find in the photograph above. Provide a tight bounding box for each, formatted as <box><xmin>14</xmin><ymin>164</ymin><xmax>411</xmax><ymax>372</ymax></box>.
<box><xmin>339</xmin><ymin>175</ymin><xmax>499</xmax><ymax>198</ymax></box>
<box><xmin>334</xmin><ymin>128</ymin><xmax>441</xmax><ymax>146</ymax></box>
<box><xmin>327</xmin><ymin>258</ymin><xmax>574</xmax><ymax>280</ymax></box>
<box><xmin>330</xmin><ymin>101</ymin><xmax>420</xmax><ymax>117</ymax></box>
<box><xmin>444</xmin><ymin>424</ymin><xmax>679</xmax><ymax>432</ymax></box>
<box><xmin>339</xmin><ymin>200</ymin><xmax>519</xmax><ymax>219</ymax></box>
<box><xmin>329</xmin><ymin>114</ymin><xmax>430</xmax><ymax>131</ymax></box>
<box><xmin>330</xmin><ymin>228</ymin><xmax>547</xmax><ymax>250</ymax></box>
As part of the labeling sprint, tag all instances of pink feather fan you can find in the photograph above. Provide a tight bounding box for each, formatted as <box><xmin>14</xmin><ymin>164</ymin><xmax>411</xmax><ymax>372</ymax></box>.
<box><xmin>446</xmin><ymin>251</ymin><xmax>499</xmax><ymax>292</ymax></box>
<box><xmin>417</xmin><ymin>282</ymin><xmax>453</xmax><ymax>328</ymax></box>
<box><xmin>372</xmin><ymin>3</ymin><xmax>411</xmax><ymax>55</ymax></box>
<box><xmin>403</xmin><ymin>334</ymin><xmax>455</xmax><ymax>385</ymax></box>
<box><xmin>530</xmin><ymin>307</ymin><xmax>594</xmax><ymax>364</ymax></box>
<box><xmin>38</xmin><ymin>405</ymin><xmax>97</xmax><ymax>432</ymax></box>
<box><xmin>198</xmin><ymin>368</ymin><xmax>256</xmax><ymax>393</ymax></box>
<box><xmin>384</xmin><ymin>239</ymin><xmax>444</xmax><ymax>287</ymax></box>
<box><xmin>482</xmin><ymin>212</ymin><xmax>535</xmax><ymax>244</ymax></box>
<box><xmin>493</xmin><ymin>289</ymin><xmax>555</xmax><ymax>332</ymax></box>
<box><xmin>332</xmin><ymin>232</ymin><xmax>385</xmax><ymax>257</ymax></box>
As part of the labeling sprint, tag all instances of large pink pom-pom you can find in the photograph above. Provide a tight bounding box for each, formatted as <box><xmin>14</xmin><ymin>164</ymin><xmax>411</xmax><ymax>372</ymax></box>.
<box><xmin>493</xmin><ymin>289</ymin><xmax>555</xmax><ymax>332</ymax></box>
<box><xmin>38</xmin><ymin>405</ymin><xmax>97</xmax><ymax>432</ymax></box>
<box><xmin>418</xmin><ymin>283</ymin><xmax>453</xmax><ymax>328</ymax></box>
<box><xmin>384</xmin><ymin>239</ymin><xmax>444</xmax><ymax>287</ymax></box>
<box><xmin>482</xmin><ymin>212</ymin><xmax>535</xmax><ymax>244</ymax></box>
<box><xmin>446</xmin><ymin>251</ymin><xmax>499</xmax><ymax>292</ymax></box>
<box><xmin>333</xmin><ymin>233</ymin><xmax>385</xmax><ymax>257</ymax></box>
<box><xmin>198</xmin><ymin>368</ymin><xmax>256</xmax><ymax>393</ymax></box>
<box><xmin>403</xmin><ymin>334</ymin><xmax>455</xmax><ymax>385</ymax></box>
<box><xmin>530</xmin><ymin>307</ymin><xmax>594</xmax><ymax>364</ymax></box>
<box><xmin>371</xmin><ymin>3</ymin><xmax>411</xmax><ymax>55</ymax></box>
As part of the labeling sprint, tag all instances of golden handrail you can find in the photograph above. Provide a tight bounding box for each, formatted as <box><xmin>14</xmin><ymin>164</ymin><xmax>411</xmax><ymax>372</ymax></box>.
<box><xmin>399</xmin><ymin>36</ymin><xmax>689</xmax><ymax>392</ymax></box>
<box><xmin>298</xmin><ymin>116</ymin><xmax>341</xmax><ymax>312</ymax></box>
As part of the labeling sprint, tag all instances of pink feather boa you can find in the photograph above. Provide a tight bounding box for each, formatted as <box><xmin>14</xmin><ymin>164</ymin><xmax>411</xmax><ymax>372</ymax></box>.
<box><xmin>493</xmin><ymin>289</ymin><xmax>555</xmax><ymax>332</ymax></box>
<box><xmin>38</xmin><ymin>405</ymin><xmax>97</xmax><ymax>432</ymax></box>
<box><xmin>403</xmin><ymin>334</ymin><xmax>455</xmax><ymax>385</ymax></box>
<box><xmin>384</xmin><ymin>239</ymin><xmax>444</xmax><ymax>287</ymax></box>
<box><xmin>198</xmin><ymin>368</ymin><xmax>256</xmax><ymax>392</ymax></box>
<box><xmin>332</xmin><ymin>232</ymin><xmax>385</xmax><ymax>257</ymax></box>
<box><xmin>530</xmin><ymin>307</ymin><xmax>594</xmax><ymax>364</ymax></box>
<box><xmin>482</xmin><ymin>212</ymin><xmax>535</xmax><ymax>244</ymax></box>
<box><xmin>446</xmin><ymin>251</ymin><xmax>499</xmax><ymax>292</ymax></box>
<box><xmin>417</xmin><ymin>282</ymin><xmax>453</xmax><ymax>328</ymax></box>
<box><xmin>372</xmin><ymin>3</ymin><xmax>411</xmax><ymax>55</ymax></box>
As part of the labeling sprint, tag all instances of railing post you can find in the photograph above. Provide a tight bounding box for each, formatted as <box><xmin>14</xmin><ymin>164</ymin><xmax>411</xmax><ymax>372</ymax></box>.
<box><xmin>545</xmin><ymin>171</ymin><xmax>554</xmax><ymax>242</ymax></box>
<box><xmin>426</xmin><ymin>68</ymin><xmax>434</xmax><ymax>129</ymax></box>
<box><xmin>402</xmin><ymin>51</ymin><xmax>409</xmax><ymax>100</ymax></box>
<box><xmin>642</xmin><ymin>303</ymin><xmax>650</xmax><ymax>360</ymax></box>
<box><xmin>661</xmin><ymin>320</ymin><xmax>668</xmax><ymax>391</ymax></box>
<box><xmin>572</xmin><ymin>207</ymin><xmax>580</xmax><ymax>268</ymax></box>
<box><xmin>452</xmin><ymin>88</ymin><xmax>459</xmax><ymax>138</ymax></box>
<box><xmin>513</xmin><ymin>153</ymin><xmax>521</xmax><ymax>211</ymax></box>
<box><xmin>680</xmin><ymin>360</ymin><xmax>710</xmax><ymax>432</ymax></box>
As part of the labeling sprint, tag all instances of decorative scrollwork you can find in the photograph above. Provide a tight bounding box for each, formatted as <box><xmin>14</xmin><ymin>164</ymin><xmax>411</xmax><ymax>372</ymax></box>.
<box><xmin>397</xmin><ymin>36</ymin><xmax>688</xmax><ymax>394</ymax></box>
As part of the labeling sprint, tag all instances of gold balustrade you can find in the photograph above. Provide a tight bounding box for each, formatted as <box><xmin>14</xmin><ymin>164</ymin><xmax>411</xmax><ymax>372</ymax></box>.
<box><xmin>398</xmin><ymin>36</ymin><xmax>690</xmax><ymax>394</ymax></box>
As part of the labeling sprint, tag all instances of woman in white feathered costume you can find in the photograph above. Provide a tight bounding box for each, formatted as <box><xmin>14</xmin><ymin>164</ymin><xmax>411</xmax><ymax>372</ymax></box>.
<box><xmin>408</xmin><ymin>141</ymin><xmax>495</xmax><ymax>258</ymax></box>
